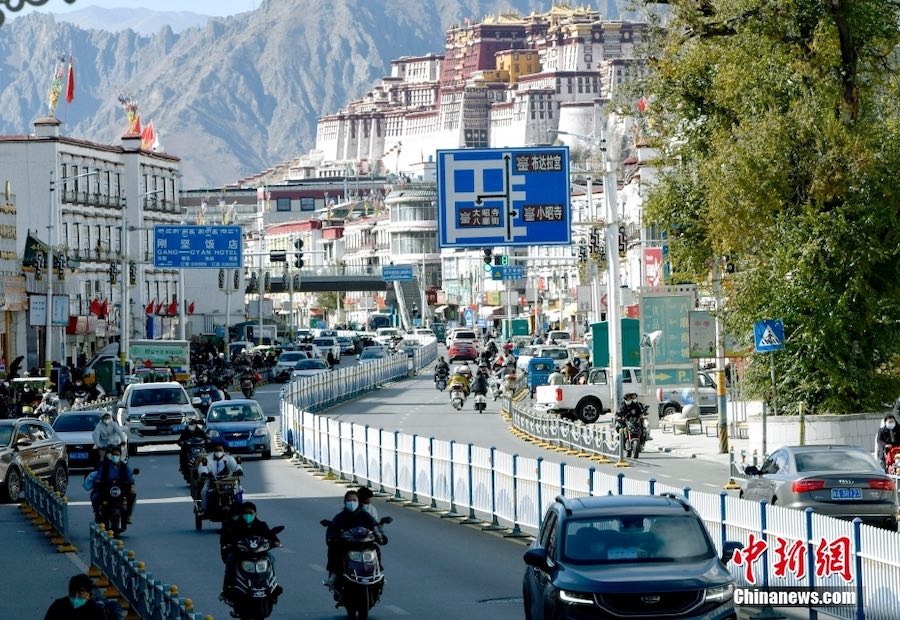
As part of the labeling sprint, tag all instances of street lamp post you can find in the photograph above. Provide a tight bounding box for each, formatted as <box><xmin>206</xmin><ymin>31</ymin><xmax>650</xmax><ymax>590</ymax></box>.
<box><xmin>46</xmin><ymin>169</ymin><xmax>98</xmax><ymax>376</ymax></box>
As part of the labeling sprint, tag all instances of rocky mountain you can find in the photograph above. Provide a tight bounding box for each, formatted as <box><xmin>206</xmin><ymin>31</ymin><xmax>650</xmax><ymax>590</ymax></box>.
<box><xmin>0</xmin><ymin>0</ymin><xmax>635</xmax><ymax>189</ymax></box>
<box><xmin>47</xmin><ymin>7</ymin><xmax>213</xmax><ymax>35</ymax></box>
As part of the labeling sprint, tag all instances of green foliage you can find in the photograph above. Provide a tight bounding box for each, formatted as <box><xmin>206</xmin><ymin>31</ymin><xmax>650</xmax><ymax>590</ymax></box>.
<box><xmin>317</xmin><ymin>292</ymin><xmax>341</xmax><ymax>313</ymax></box>
<box><xmin>640</xmin><ymin>0</ymin><xmax>900</xmax><ymax>413</ymax></box>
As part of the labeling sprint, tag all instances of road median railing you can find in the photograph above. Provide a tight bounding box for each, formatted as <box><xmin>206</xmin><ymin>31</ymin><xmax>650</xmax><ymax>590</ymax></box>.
<box><xmin>282</xmin><ymin>371</ymin><xmax>900</xmax><ymax>620</ymax></box>
<box><xmin>89</xmin><ymin>523</ymin><xmax>210</xmax><ymax>620</ymax></box>
<box><xmin>20</xmin><ymin>465</ymin><xmax>75</xmax><ymax>552</ymax></box>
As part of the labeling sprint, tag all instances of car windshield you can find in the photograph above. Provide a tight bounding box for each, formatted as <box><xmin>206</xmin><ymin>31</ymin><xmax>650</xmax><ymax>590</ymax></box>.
<box><xmin>313</xmin><ymin>339</ymin><xmax>333</xmax><ymax>347</ymax></box>
<box><xmin>401</xmin><ymin>340</ymin><xmax>419</xmax><ymax>347</ymax></box>
<box><xmin>0</xmin><ymin>426</ymin><xmax>13</xmax><ymax>446</ymax></box>
<box><xmin>279</xmin><ymin>352</ymin><xmax>305</xmax><ymax>363</ymax></box>
<box><xmin>544</xmin><ymin>349</ymin><xmax>568</xmax><ymax>360</ymax></box>
<box><xmin>53</xmin><ymin>414</ymin><xmax>101</xmax><ymax>432</ymax></box>
<box><xmin>794</xmin><ymin>451</ymin><xmax>880</xmax><ymax>472</ymax></box>
<box><xmin>455</xmin><ymin>332</ymin><xmax>477</xmax><ymax>340</ymax></box>
<box><xmin>337</xmin><ymin>338</ymin><xmax>352</xmax><ymax>345</ymax></box>
<box><xmin>207</xmin><ymin>404</ymin><xmax>264</xmax><ymax>423</ymax></box>
<box><xmin>294</xmin><ymin>360</ymin><xmax>327</xmax><ymax>370</ymax></box>
<box><xmin>550</xmin><ymin>332</ymin><xmax>570</xmax><ymax>340</ymax></box>
<box><xmin>361</xmin><ymin>349</ymin><xmax>386</xmax><ymax>359</ymax></box>
<box><xmin>130</xmin><ymin>387</ymin><xmax>189</xmax><ymax>406</ymax></box>
<box><xmin>563</xmin><ymin>516</ymin><xmax>715</xmax><ymax>565</ymax></box>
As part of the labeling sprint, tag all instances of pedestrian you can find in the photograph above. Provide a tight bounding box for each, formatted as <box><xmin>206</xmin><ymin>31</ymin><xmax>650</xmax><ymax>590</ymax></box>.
<box><xmin>43</xmin><ymin>574</ymin><xmax>107</xmax><ymax>620</ymax></box>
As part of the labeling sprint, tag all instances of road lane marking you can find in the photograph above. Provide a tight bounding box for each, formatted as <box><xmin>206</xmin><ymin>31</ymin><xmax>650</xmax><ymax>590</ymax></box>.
<box><xmin>65</xmin><ymin>492</ymin><xmax>288</xmax><ymax>507</ymax></box>
<box><xmin>384</xmin><ymin>605</ymin><xmax>410</xmax><ymax>615</ymax></box>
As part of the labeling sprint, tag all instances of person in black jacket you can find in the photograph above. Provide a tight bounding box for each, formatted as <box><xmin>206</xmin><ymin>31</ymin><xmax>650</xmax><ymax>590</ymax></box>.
<box><xmin>324</xmin><ymin>490</ymin><xmax>381</xmax><ymax>586</ymax></box>
<box><xmin>43</xmin><ymin>574</ymin><xmax>107</xmax><ymax>620</ymax></box>
<box><xmin>876</xmin><ymin>414</ymin><xmax>900</xmax><ymax>471</ymax></box>
<box><xmin>220</xmin><ymin>502</ymin><xmax>282</xmax><ymax>601</ymax></box>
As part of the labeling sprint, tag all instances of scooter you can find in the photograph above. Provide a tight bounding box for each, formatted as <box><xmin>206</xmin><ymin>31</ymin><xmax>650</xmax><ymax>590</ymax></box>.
<box><xmin>488</xmin><ymin>375</ymin><xmax>502</xmax><ymax>401</ymax></box>
<box><xmin>434</xmin><ymin>369</ymin><xmax>448</xmax><ymax>392</ymax></box>
<box><xmin>321</xmin><ymin>517</ymin><xmax>392</xmax><ymax>620</ymax></box>
<box><xmin>240</xmin><ymin>375</ymin><xmax>256</xmax><ymax>398</ymax></box>
<box><xmin>179</xmin><ymin>435</ymin><xmax>208</xmax><ymax>484</ymax></box>
<box><xmin>36</xmin><ymin>390</ymin><xmax>60</xmax><ymax>423</ymax></box>
<box><xmin>473</xmin><ymin>392</ymin><xmax>487</xmax><ymax>412</ymax></box>
<box><xmin>222</xmin><ymin>525</ymin><xmax>285</xmax><ymax>620</ymax></box>
<box><xmin>449</xmin><ymin>387</ymin><xmax>466</xmax><ymax>411</ymax></box>
<box><xmin>95</xmin><ymin>469</ymin><xmax>139</xmax><ymax>537</ymax></box>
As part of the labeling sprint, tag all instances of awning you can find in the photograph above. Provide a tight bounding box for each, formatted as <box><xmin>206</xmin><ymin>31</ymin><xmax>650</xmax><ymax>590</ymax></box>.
<box><xmin>479</xmin><ymin>306</ymin><xmax>501</xmax><ymax>317</ymax></box>
<box><xmin>434</xmin><ymin>305</ymin><xmax>448</xmax><ymax>313</ymax></box>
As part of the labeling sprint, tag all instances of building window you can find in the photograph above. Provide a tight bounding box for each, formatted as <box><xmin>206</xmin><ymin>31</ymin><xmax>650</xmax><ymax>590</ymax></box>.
<box><xmin>276</xmin><ymin>198</ymin><xmax>291</xmax><ymax>212</ymax></box>
<box><xmin>300</xmin><ymin>197</ymin><xmax>315</xmax><ymax>211</ymax></box>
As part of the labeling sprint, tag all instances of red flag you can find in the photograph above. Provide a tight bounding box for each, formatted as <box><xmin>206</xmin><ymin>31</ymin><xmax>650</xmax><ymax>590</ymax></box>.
<box><xmin>155</xmin><ymin>300</ymin><xmax>165</xmax><ymax>315</ymax></box>
<box><xmin>145</xmin><ymin>298</ymin><xmax>155</xmax><ymax>315</ymax></box>
<box><xmin>140</xmin><ymin>120</ymin><xmax>155</xmax><ymax>150</ymax></box>
<box><xmin>187</xmin><ymin>301</ymin><xmax>195</xmax><ymax>315</ymax></box>
<box><xmin>98</xmin><ymin>299</ymin><xmax>109</xmax><ymax>318</ymax></box>
<box><xmin>89</xmin><ymin>298</ymin><xmax>100</xmax><ymax>315</ymax></box>
<box><xmin>167</xmin><ymin>299</ymin><xmax>178</xmax><ymax>316</ymax></box>
<box><xmin>65</xmin><ymin>56</ymin><xmax>75</xmax><ymax>103</ymax></box>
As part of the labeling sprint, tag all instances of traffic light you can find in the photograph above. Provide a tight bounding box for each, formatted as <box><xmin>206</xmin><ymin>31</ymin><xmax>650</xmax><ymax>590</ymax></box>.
<box><xmin>233</xmin><ymin>269</ymin><xmax>240</xmax><ymax>290</ymax></box>
<box><xmin>588</xmin><ymin>228</ymin><xmax>600</xmax><ymax>255</ymax></box>
<box><xmin>263</xmin><ymin>272</ymin><xmax>270</xmax><ymax>291</ymax></box>
<box><xmin>218</xmin><ymin>269</ymin><xmax>225</xmax><ymax>289</ymax></box>
<box><xmin>248</xmin><ymin>272</ymin><xmax>258</xmax><ymax>293</ymax></box>
<box><xmin>483</xmin><ymin>248</ymin><xmax>493</xmax><ymax>273</ymax></box>
<box><xmin>129</xmin><ymin>261</ymin><xmax>136</xmax><ymax>286</ymax></box>
<box><xmin>34</xmin><ymin>252</ymin><xmax>44</xmax><ymax>280</ymax></box>
<box><xmin>578</xmin><ymin>241</ymin><xmax>587</xmax><ymax>263</ymax></box>
<box><xmin>292</xmin><ymin>273</ymin><xmax>300</xmax><ymax>290</ymax></box>
<box><xmin>55</xmin><ymin>254</ymin><xmax>66</xmax><ymax>280</ymax></box>
<box><xmin>618</xmin><ymin>225</ymin><xmax>627</xmax><ymax>257</ymax></box>
<box><xmin>293</xmin><ymin>237</ymin><xmax>304</xmax><ymax>269</ymax></box>
<box><xmin>493</xmin><ymin>254</ymin><xmax>509</xmax><ymax>266</ymax></box>
<box><xmin>109</xmin><ymin>262</ymin><xmax>118</xmax><ymax>285</ymax></box>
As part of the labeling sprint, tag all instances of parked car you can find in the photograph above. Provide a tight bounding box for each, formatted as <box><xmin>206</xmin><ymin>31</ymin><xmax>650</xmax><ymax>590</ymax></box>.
<box><xmin>741</xmin><ymin>445</ymin><xmax>898</xmax><ymax>531</ymax></box>
<box><xmin>290</xmin><ymin>358</ymin><xmax>332</xmax><ymax>380</ymax></box>
<box><xmin>312</xmin><ymin>337</ymin><xmax>342</xmax><ymax>364</ymax></box>
<box><xmin>396</xmin><ymin>339</ymin><xmax>422</xmax><ymax>358</ymax></box>
<box><xmin>523</xmin><ymin>493</ymin><xmax>741</xmax><ymax>620</ymax></box>
<box><xmin>52</xmin><ymin>410</ymin><xmax>128</xmax><ymax>471</ymax></box>
<box><xmin>273</xmin><ymin>351</ymin><xmax>309</xmax><ymax>381</ymax></box>
<box><xmin>336</xmin><ymin>336</ymin><xmax>356</xmax><ymax>355</ymax></box>
<box><xmin>448</xmin><ymin>340</ymin><xmax>478</xmax><ymax>362</ymax></box>
<box><xmin>374</xmin><ymin>327</ymin><xmax>402</xmax><ymax>347</ymax></box>
<box><xmin>517</xmin><ymin>345</ymin><xmax>569</xmax><ymax>373</ymax></box>
<box><xmin>0</xmin><ymin>417</ymin><xmax>69</xmax><ymax>502</ymax></box>
<box><xmin>294</xmin><ymin>342</ymin><xmax>323</xmax><ymax>360</ymax></box>
<box><xmin>357</xmin><ymin>346</ymin><xmax>388</xmax><ymax>364</ymax></box>
<box><xmin>658</xmin><ymin>371</ymin><xmax>720</xmax><ymax>416</ymax></box>
<box><xmin>204</xmin><ymin>399</ymin><xmax>275</xmax><ymax>460</ymax></box>
<box><xmin>545</xmin><ymin>330</ymin><xmax>571</xmax><ymax>345</ymax></box>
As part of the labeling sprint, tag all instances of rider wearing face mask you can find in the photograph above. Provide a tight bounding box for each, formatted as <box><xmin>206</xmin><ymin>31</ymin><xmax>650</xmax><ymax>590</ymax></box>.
<box><xmin>323</xmin><ymin>490</ymin><xmax>380</xmax><ymax>586</ymax></box>
<box><xmin>219</xmin><ymin>502</ymin><xmax>282</xmax><ymax>602</ymax></box>
<box><xmin>43</xmin><ymin>574</ymin><xmax>107</xmax><ymax>620</ymax></box>
<box><xmin>876</xmin><ymin>414</ymin><xmax>900</xmax><ymax>472</ymax></box>
<box><xmin>82</xmin><ymin>444</ymin><xmax>137</xmax><ymax>526</ymax></box>
<box><xmin>177</xmin><ymin>417</ymin><xmax>208</xmax><ymax>474</ymax></box>
<box><xmin>91</xmin><ymin>412</ymin><xmax>127</xmax><ymax>461</ymax></box>
<box><xmin>197</xmin><ymin>439</ymin><xmax>243</xmax><ymax>512</ymax></box>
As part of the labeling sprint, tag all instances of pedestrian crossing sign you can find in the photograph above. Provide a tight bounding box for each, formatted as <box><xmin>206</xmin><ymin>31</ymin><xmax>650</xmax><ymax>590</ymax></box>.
<box><xmin>754</xmin><ymin>319</ymin><xmax>785</xmax><ymax>352</ymax></box>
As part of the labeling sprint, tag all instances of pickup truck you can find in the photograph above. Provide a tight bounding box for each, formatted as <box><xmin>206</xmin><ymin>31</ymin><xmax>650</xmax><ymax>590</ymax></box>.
<box><xmin>657</xmin><ymin>371</ymin><xmax>719</xmax><ymax>416</ymax></box>
<box><xmin>534</xmin><ymin>367</ymin><xmax>657</xmax><ymax>424</ymax></box>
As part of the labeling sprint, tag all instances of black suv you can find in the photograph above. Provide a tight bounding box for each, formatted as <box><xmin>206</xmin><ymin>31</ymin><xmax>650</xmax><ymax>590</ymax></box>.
<box><xmin>523</xmin><ymin>494</ymin><xmax>741</xmax><ymax>620</ymax></box>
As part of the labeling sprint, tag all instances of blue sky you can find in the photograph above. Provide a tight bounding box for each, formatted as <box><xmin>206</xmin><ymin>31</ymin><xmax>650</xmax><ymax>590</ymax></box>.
<box><xmin>15</xmin><ymin>0</ymin><xmax>262</xmax><ymax>17</ymax></box>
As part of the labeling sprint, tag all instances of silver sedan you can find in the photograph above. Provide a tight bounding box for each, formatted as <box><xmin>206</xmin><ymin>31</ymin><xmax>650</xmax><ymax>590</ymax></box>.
<box><xmin>741</xmin><ymin>445</ymin><xmax>898</xmax><ymax>530</ymax></box>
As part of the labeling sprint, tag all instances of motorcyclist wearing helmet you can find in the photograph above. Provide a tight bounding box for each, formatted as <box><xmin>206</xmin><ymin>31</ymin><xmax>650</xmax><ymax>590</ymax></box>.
<box><xmin>323</xmin><ymin>490</ymin><xmax>382</xmax><ymax>586</ymax></box>
<box><xmin>91</xmin><ymin>412</ymin><xmax>127</xmax><ymax>461</ymax></box>
<box><xmin>434</xmin><ymin>356</ymin><xmax>450</xmax><ymax>378</ymax></box>
<box><xmin>447</xmin><ymin>363</ymin><xmax>472</xmax><ymax>397</ymax></box>
<box><xmin>197</xmin><ymin>439</ymin><xmax>243</xmax><ymax>513</ymax></box>
<box><xmin>82</xmin><ymin>444</ymin><xmax>137</xmax><ymax>526</ymax></box>
<box><xmin>220</xmin><ymin>501</ymin><xmax>282</xmax><ymax>602</ymax></box>
<box><xmin>615</xmin><ymin>393</ymin><xmax>645</xmax><ymax>433</ymax></box>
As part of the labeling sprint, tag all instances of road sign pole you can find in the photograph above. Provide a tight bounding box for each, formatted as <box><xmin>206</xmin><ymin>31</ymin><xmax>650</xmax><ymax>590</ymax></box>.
<box><xmin>713</xmin><ymin>260</ymin><xmax>729</xmax><ymax>454</ymax></box>
<box><xmin>604</xmin><ymin>145</ymin><xmax>622</xmax><ymax>410</ymax></box>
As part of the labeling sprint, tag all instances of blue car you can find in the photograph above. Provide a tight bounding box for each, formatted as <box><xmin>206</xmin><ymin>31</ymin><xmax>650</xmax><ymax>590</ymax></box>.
<box><xmin>523</xmin><ymin>494</ymin><xmax>742</xmax><ymax>620</ymax></box>
<box><xmin>204</xmin><ymin>399</ymin><xmax>274</xmax><ymax>460</ymax></box>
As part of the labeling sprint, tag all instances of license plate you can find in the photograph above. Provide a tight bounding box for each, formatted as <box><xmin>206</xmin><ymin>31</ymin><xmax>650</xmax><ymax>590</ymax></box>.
<box><xmin>70</xmin><ymin>451</ymin><xmax>89</xmax><ymax>460</ymax></box>
<box><xmin>171</xmin><ymin>424</ymin><xmax>186</xmax><ymax>433</ymax></box>
<box><xmin>831</xmin><ymin>488</ymin><xmax>862</xmax><ymax>500</ymax></box>
<box><xmin>228</xmin><ymin>440</ymin><xmax>248</xmax><ymax>448</ymax></box>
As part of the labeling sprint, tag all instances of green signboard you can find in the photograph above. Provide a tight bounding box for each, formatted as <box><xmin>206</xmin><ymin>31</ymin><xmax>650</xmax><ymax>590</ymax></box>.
<box><xmin>590</xmin><ymin>319</ymin><xmax>641</xmax><ymax>368</ymax></box>
<box><xmin>653</xmin><ymin>367</ymin><xmax>696</xmax><ymax>386</ymax></box>
<box><xmin>641</xmin><ymin>295</ymin><xmax>692</xmax><ymax>364</ymax></box>
<box><xmin>129</xmin><ymin>342</ymin><xmax>188</xmax><ymax>368</ymax></box>
<box><xmin>503</xmin><ymin>318</ymin><xmax>530</xmax><ymax>339</ymax></box>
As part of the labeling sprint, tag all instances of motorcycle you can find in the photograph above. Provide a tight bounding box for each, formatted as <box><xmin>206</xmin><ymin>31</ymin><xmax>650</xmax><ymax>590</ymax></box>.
<box><xmin>488</xmin><ymin>375</ymin><xmax>502</xmax><ymax>401</ymax></box>
<box><xmin>179</xmin><ymin>435</ymin><xmax>208</xmax><ymax>484</ymax></box>
<box><xmin>434</xmin><ymin>369</ymin><xmax>448</xmax><ymax>392</ymax></box>
<box><xmin>192</xmin><ymin>464</ymin><xmax>243</xmax><ymax>530</ymax></box>
<box><xmin>240</xmin><ymin>374</ymin><xmax>256</xmax><ymax>399</ymax></box>
<box><xmin>95</xmin><ymin>469</ymin><xmax>139</xmax><ymax>537</ymax></box>
<box><xmin>473</xmin><ymin>392</ymin><xmax>487</xmax><ymax>412</ymax></box>
<box><xmin>500</xmin><ymin>372</ymin><xmax>519</xmax><ymax>400</ymax></box>
<box><xmin>191</xmin><ymin>385</ymin><xmax>222</xmax><ymax>417</ymax></box>
<box><xmin>449</xmin><ymin>386</ymin><xmax>466</xmax><ymax>411</ymax></box>
<box><xmin>36</xmin><ymin>390</ymin><xmax>60</xmax><ymax>423</ymax></box>
<box><xmin>616</xmin><ymin>403</ymin><xmax>650</xmax><ymax>459</ymax></box>
<box><xmin>321</xmin><ymin>517</ymin><xmax>392</xmax><ymax>620</ymax></box>
<box><xmin>222</xmin><ymin>525</ymin><xmax>285</xmax><ymax>620</ymax></box>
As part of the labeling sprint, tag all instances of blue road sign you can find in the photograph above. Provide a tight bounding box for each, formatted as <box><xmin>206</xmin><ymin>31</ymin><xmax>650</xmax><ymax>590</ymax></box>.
<box><xmin>382</xmin><ymin>265</ymin><xmax>414</xmax><ymax>281</ymax></box>
<box><xmin>491</xmin><ymin>265</ymin><xmax>525</xmax><ymax>280</ymax></box>
<box><xmin>153</xmin><ymin>225</ymin><xmax>242</xmax><ymax>269</ymax></box>
<box><xmin>436</xmin><ymin>147</ymin><xmax>571</xmax><ymax>248</ymax></box>
<box><xmin>463</xmin><ymin>307</ymin><xmax>474</xmax><ymax>327</ymax></box>
<box><xmin>754</xmin><ymin>319</ymin><xmax>785</xmax><ymax>352</ymax></box>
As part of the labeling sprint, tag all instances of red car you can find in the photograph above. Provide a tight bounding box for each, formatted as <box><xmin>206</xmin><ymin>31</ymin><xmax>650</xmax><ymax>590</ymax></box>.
<box><xmin>448</xmin><ymin>340</ymin><xmax>478</xmax><ymax>362</ymax></box>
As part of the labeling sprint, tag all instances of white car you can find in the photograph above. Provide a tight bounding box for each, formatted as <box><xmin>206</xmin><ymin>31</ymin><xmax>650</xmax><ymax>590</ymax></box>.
<box><xmin>546</xmin><ymin>330</ymin><xmax>571</xmax><ymax>345</ymax></box>
<box><xmin>448</xmin><ymin>329</ymin><xmax>479</xmax><ymax>349</ymax></box>
<box><xmin>290</xmin><ymin>358</ymin><xmax>331</xmax><ymax>380</ymax></box>
<box><xmin>357</xmin><ymin>346</ymin><xmax>388</xmax><ymax>364</ymax></box>
<box><xmin>273</xmin><ymin>351</ymin><xmax>309</xmax><ymax>379</ymax></box>
<box><xmin>374</xmin><ymin>327</ymin><xmax>402</xmax><ymax>346</ymax></box>
<box><xmin>295</xmin><ymin>342</ymin><xmax>323</xmax><ymax>360</ymax></box>
<box><xmin>312</xmin><ymin>337</ymin><xmax>341</xmax><ymax>363</ymax></box>
<box><xmin>516</xmin><ymin>345</ymin><xmax>570</xmax><ymax>373</ymax></box>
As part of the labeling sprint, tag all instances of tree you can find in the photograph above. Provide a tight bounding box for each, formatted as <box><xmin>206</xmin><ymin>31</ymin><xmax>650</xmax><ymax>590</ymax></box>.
<box><xmin>639</xmin><ymin>0</ymin><xmax>900</xmax><ymax>414</ymax></box>
<box><xmin>316</xmin><ymin>292</ymin><xmax>340</xmax><ymax>314</ymax></box>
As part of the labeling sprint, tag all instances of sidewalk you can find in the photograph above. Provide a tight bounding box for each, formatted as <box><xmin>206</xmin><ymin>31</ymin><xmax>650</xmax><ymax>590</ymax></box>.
<box><xmin>646</xmin><ymin>415</ymin><xmax>751</xmax><ymax>469</ymax></box>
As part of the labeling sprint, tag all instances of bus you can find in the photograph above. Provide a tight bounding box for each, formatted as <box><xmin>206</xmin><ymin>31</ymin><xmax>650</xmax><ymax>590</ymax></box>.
<box><xmin>365</xmin><ymin>312</ymin><xmax>393</xmax><ymax>332</ymax></box>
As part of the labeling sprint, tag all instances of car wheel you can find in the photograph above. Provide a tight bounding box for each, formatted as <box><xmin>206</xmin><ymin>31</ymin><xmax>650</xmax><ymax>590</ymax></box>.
<box><xmin>51</xmin><ymin>462</ymin><xmax>68</xmax><ymax>495</ymax></box>
<box><xmin>262</xmin><ymin>449</ymin><xmax>272</xmax><ymax>460</ymax></box>
<box><xmin>577</xmin><ymin>398</ymin><xmax>602</xmax><ymax>424</ymax></box>
<box><xmin>661</xmin><ymin>404</ymin><xmax>679</xmax><ymax>417</ymax></box>
<box><xmin>1</xmin><ymin>466</ymin><xmax>22</xmax><ymax>503</ymax></box>
<box><xmin>195</xmin><ymin>513</ymin><xmax>203</xmax><ymax>530</ymax></box>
